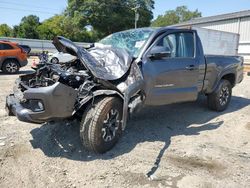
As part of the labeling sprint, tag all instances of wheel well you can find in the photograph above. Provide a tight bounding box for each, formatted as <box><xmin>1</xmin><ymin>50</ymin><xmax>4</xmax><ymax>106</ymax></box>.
<box><xmin>74</xmin><ymin>94</ymin><xmax>123</xmax><ymax>120</ymax></box>
<box><xmin>222</xmin><ymin>73</ymin><xmax>235</xmax><ymax>86</ymax></box>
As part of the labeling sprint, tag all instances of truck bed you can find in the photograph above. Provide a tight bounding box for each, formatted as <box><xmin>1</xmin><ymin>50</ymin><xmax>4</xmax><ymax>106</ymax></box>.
<box><xmin>203</xmin><ymin>55</ymin><xmax>244</xmax><ymax>93</ymax></box>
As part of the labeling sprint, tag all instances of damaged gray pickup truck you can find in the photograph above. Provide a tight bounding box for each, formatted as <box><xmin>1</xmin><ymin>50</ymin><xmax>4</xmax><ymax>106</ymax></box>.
<box><xmin>6</xmin><ymin>27</ymin><xmax>244</xmax><ymax>153</ymax></box>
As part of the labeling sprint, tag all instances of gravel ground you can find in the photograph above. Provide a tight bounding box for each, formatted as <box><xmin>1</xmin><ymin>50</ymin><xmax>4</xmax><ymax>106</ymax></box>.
<box><xmin>0</xmin><ymin>60</ymin><xmax>250</xmax><ymax>188</ymax></box>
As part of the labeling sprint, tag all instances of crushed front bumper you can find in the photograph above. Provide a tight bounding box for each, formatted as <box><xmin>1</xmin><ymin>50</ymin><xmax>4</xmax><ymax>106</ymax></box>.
<box><xmin>5</xmin><ymin>82</ymin><xmax>78</xmax><ymax>124</ymax></box>
<box><xmin>6</xmin><ymin>94</ymin><xmax>43</xmax><ymax>123</ymax></box>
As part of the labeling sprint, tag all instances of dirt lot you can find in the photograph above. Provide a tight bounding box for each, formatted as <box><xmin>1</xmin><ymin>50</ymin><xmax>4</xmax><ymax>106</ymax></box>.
<box><xmin>0</xmin><ymin>61</ymin><xmax>250</xmax><ymax>188</ymax></box>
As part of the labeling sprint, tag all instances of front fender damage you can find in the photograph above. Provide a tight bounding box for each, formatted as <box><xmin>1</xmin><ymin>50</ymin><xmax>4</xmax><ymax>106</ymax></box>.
<box><xmin>74</xmin><ymin>62</ymin><xmax>145</xmax><ymax>130</ymax></box>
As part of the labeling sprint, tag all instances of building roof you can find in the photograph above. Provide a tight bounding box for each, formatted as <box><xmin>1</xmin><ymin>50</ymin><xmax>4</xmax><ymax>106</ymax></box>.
<box><xmin>175</xmin><ymin>9</ymin><xmax>250</xmax><ymax>26</ymax></box>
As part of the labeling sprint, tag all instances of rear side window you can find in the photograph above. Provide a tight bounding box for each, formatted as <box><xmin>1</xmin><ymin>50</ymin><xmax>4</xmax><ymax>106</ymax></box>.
<box><xmin>156</xmin><ymin>32</ymin><xmax>195</xmax><ymax>58</ymax></box>
<box><xmin>0</xmin><ymin>43</ymin><xmax>14</xmax><ymax>50</ymax></box>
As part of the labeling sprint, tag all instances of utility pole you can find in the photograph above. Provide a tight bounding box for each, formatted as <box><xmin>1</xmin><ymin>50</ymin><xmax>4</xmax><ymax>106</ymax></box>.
<box><xmin>132</xmin><ymin>5</ymin><xmax>140</xmax><ymax>29</ymax></box>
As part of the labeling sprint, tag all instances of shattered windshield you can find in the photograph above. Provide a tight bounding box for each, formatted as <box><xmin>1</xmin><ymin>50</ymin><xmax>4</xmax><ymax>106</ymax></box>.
<box><xmin>97</xmin><ymin>28</ymin><xmax>154</xmax><ymax>57</ymax></box>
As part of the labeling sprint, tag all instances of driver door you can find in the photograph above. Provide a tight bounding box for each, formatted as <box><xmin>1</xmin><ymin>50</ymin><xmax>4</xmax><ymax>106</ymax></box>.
<box><xmin>143</xmin><ymin>31</ymin><xmax>200</xmax><ymax>105</ymax></box>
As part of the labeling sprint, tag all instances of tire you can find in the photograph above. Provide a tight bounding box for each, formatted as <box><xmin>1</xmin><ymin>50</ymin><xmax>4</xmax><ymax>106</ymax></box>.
<box><xmin>51</xmin><ymin>57</ymin><xmax>59</xmax><ymax>64</ymax></box>
<box><xmin>2</xmin><ymin>59</ymin><xmax>20</xmax><ymax>74</ymax></box>
<box><xmin>207</xmin><ymin>79</ymin><xmax>232</xmax><ymax>112</ymax></box>
<box><xmin>80</xmin><ymin>97</ymin><xmax>123</xmax><ymax>153</ymax></box>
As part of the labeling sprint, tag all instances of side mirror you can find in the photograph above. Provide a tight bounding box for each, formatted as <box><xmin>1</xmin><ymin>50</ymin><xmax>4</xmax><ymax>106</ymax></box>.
<box><xmin>148</xmin><ymin>46</ymin><xmax>171</xmax><ymax>60</ymax></box>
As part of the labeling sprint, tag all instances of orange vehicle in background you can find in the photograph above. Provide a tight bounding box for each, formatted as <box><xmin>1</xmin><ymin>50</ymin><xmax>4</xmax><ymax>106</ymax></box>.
<box><xmin>0</xmin><ymin>41</ymin><xmax>28</xmax><ymax>74</ymax></box>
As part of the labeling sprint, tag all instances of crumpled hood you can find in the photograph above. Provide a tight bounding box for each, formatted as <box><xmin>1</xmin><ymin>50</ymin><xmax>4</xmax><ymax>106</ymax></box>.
<box><xmin>53</xmin><ymin>36</ymin><xmax>132</xmax><ymax>80</ymax></box>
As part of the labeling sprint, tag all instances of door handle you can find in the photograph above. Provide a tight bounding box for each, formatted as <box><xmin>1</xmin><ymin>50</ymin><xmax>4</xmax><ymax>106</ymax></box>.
<box><xmin>185</xmin><ymin>65</ymin><xmax>196</xmax><ymax>70</ymax></box>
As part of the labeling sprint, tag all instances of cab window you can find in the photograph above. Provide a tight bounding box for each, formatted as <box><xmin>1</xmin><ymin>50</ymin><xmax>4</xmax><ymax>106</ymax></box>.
<box><xmin>156</xmin><ymin>32</ymin><xmax>194</xmax><ymax>58</ymax></box>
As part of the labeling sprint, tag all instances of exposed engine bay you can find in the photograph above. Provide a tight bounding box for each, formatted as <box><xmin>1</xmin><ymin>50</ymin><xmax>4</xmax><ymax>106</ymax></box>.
<box><xmin>21</xmin><ymin>61</ymin><xmax>88</xmax><ymax>88</ymax></box>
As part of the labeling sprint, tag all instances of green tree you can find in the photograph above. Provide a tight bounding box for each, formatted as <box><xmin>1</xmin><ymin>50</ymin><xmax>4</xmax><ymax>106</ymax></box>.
<box><xmin>12</xmin><ymin>25</ymin><xmax>19</xmax><ymax>38</ymax></box>
<box><xmin>62</xmin><ymin>16</ymin><xmax>97</xmax><ymax>42</ymax></box>
<box><xmin>0</xmin><ymin>24</ymin><xmax>13</xmax><ymax>37</ymax></box>
<box><xmin>151</xmin><ymin>6</ymin><xmax>201</xmax><ymax>27</ymax></box>
<box><xmin>15</xmin><ymin>15</ymin><xmax>40</xmax><ymax>39</ymax></box>
<box><xmin>37</xmin><ymin>14</ymin><xmax>99</xmax><ymax>42</ymax></box>
<box><xmin>66</xmin><ymin>0</ymin><xmax>154</xmax><ymax>37</ymax></box>
<box><xmin>38</xmin><ymin>15</ymin><xmax>64</xmax><ymax>40</ymax></box>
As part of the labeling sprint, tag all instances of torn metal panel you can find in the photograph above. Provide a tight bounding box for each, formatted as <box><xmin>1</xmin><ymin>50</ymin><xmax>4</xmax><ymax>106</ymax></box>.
<box><xmin>53</xmin><ymin>36</ymin><xmax>133</xmax><ymax>80</ymax></box>
<box><xmin>88</xmin><ymin>47</ymin><xmax>132</xmax><ymax>80</ymax></box>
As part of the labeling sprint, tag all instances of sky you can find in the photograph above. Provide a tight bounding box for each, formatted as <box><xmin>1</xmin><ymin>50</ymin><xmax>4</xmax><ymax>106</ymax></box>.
<box><xmin>0</xmin><ymin>0</ymin><xmax>67</xmax><ymax>26</ymax></box>
<box><xmin>0</xmin><ymin>0</ymin><xmax>250</xmax><ymax>27</ymax></box>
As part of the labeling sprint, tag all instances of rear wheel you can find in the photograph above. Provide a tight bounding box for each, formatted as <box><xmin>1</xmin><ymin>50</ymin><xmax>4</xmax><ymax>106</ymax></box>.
<box><xmin>2</xmin><ymin>59</ymin><xmax>20</xmax><ymax>74</ymax></box>
<box><xmin>80</xmin><ymin>97</ymin><xmax>123</xmax><ymax>153</ymax></box>
<box><xmin>207</xmin><ymin>79</ymin><xmax>232</xmax><ymax>112</ymax></box>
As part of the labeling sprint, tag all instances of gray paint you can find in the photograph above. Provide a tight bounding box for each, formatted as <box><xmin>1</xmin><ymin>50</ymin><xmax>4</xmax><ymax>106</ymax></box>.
<box><xmin>141</xmin><ymin>29</ymin><xmax>205</xmax><ymax>105</ymax></box>
<box><xmin>6</xmin><ymin>27</ymin><xmax>244</xmax><ymax>126</ymax></box>
<box><xmin>6</xmin><ymin>82</ymin><xmax>78</xmax><ymax>123</ymax></box>
<box><xmin>203</xmin><ymin>55</ymin><xmax>244</xmax><ymax>93</ymax></box>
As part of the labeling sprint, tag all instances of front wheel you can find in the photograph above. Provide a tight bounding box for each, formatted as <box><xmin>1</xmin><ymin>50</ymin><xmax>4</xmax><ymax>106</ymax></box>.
<box><xmin>80</xmin><ymin>97</ymin><xmax>123</xmax><ymax>153</ymax></box>
<box><xmin>207</xmin><ymin>79</ymin><xmax>232</xmax><ymax>112</ymax></box>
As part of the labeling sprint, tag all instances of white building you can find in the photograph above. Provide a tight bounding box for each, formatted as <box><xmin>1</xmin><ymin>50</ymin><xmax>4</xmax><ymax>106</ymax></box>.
<box><xmin>175</xmin><ymin>10</ymin><xmax>250</xmax><ymax>64</ymax></box>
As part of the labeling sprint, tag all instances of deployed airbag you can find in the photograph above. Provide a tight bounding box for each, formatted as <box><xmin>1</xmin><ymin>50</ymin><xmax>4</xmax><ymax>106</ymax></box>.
<box><xmin>53</xmin><ymin>36</ymin><xmax>132</xmax><ymax>81</ymax></box>
<box><xmin>88</xmin><ymin>47</ymin><xmax>132</xmax><ymax>80</ymax></box>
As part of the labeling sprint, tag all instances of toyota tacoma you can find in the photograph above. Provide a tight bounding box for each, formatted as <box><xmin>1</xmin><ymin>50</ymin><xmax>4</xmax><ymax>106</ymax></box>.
<box><xmin>6</xmin><ymin>27</ymin><xmax>244</xmax><ymax>153</ymax></box>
